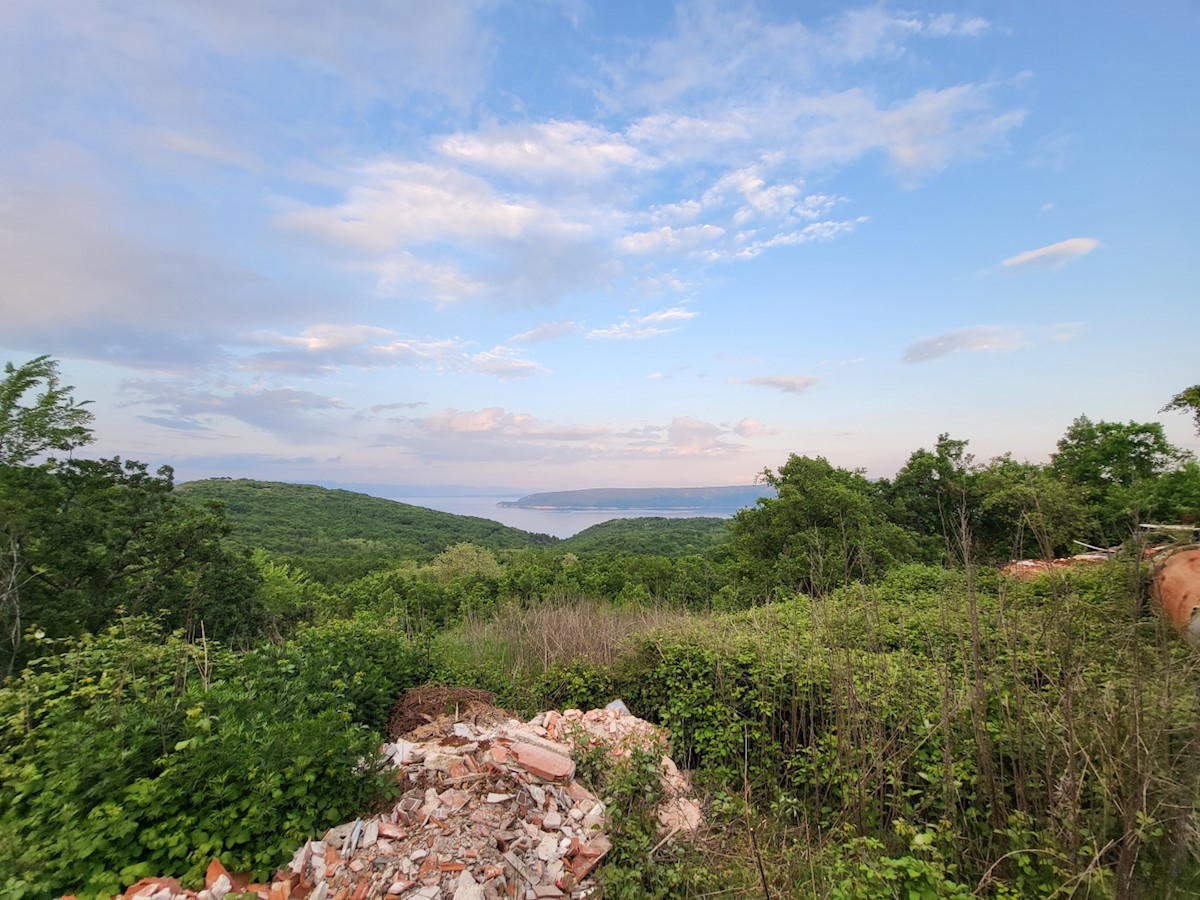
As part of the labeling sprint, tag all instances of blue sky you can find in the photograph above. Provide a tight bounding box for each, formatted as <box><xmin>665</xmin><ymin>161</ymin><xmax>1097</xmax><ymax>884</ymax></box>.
<box><xmin>2</xmin><ymin>1</ymin><xmax>1197</xmax><ymax>491</ymax></box>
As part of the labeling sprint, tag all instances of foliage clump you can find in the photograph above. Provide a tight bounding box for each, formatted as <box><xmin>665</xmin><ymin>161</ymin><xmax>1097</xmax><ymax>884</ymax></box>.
<box><xmin>0</xmin><ymin>616</ymin><xmax>428</xmax><ymax>899</ymax></box>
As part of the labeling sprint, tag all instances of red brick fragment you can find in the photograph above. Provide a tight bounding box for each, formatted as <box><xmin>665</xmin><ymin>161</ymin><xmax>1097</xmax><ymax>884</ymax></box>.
<box><xmin>206</xmin><ymin>858</ymin><xmax>234</xmax><ymax>890</ymax></box>
<box><xmin>510</xmin><ymin>742</ymin><xmax>575</xmax><ymax>782</ymax></box>
<box><xmin>569</xmin><ymin>835</ymin><xmax>612</xmax><ymax>880</ymax></box>
<box><xmin>378</xmin><ymin>821</ymin><xmax>406</xmax><ymax>840</ymax></box>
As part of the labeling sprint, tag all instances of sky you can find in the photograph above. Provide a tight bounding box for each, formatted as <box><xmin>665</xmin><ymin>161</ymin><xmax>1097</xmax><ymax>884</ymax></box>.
<box><xmin>2</xmin><ymin>1</ymin><xmax>1198</xmax><ymax>492</ymax></box>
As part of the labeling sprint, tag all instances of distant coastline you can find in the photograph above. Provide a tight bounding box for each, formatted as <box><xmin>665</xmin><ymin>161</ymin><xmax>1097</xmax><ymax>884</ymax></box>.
<box><xmin>497</xmin><ymin>484</ymin><xmax>771</xmax><ymax>511</ymax></box>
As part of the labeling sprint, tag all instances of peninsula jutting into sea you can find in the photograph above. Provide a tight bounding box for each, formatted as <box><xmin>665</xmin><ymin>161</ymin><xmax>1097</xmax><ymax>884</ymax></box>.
<box><xmin>497</xmin><ymin>485</ymin><xmax>771</xmax><ymax>511</ymax></box>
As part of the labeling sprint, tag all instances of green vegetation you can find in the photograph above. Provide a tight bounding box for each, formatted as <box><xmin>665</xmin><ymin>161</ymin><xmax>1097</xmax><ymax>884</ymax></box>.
<box><xmin>176</xmin><ymin>478</ymin><xmax>554</xmax><ymax>582</ymax></box>
<box><xmin>1163</xmin><ymin>383</ymin><xmax>1200</xmax><ymax>435</ymax></box>
<box><xmin>560</xmin><ymin>516</ymin><xmax>731</xmax><ymax>556</ymax></box>
<box><xmin>3</xmin><ymin>356</ymin><xmax>1200</xmax><ymax>898</ymax></box>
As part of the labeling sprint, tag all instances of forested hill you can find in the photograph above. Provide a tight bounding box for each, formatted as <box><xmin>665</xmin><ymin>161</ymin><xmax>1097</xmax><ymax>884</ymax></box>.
<box><xmin>559</xmin><ymin>516</ymin><xmax>731</xmax><ymax>556</ymax></box>
<box><xmin>179</xmin><ymin>479</ymin><xmax>739</xmax><ymax>569</ymax></box>
<box><xmin>177</xmin><ymin>479</ymin><xmax>555</xmax><ymax>579</ymax></box>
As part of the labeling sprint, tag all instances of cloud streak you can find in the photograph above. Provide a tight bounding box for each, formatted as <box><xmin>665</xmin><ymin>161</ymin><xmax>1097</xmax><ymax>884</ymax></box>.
<box><xmin>903</xmin><ymin>326</ymin><xmax>1029</xmax><ymax>363</ymax></box>
<box><xmin>744</xmin><ymin>375</ymin><xmax>821</xmax><ymax>394</ymax></box>
<box><xmin>1000</xmin><ymin>237</ymin><xmax>1099</xmax><ymax>271</ymax></box>
<box><xmin>588</xmin><ymin>307</ymin><xmax>697</xmax><ymax>340</ymax></box>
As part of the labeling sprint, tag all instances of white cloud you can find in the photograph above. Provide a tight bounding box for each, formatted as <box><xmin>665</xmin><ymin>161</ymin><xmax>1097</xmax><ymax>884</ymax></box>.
<box><xmin>616</xmin><ymin>224</ymin><xmax>725</xmax><ymax>255</ymax></box>
<box><xmin>242</xmin><ymin>325</ymin><xmax>466</xmax><ymax>375</ymax></box>
<box><xmin>732</xmin><ymin>417</ymin><xmax>777</xmax><ymax>437</ymax></box>
<box><xmin>588</xmin><ymin>306</ymin><xmax>697</xmax><ymax>340</ymax></box>
<box><xmin>278</xmin><ymin>159</ymin><xmax>620</xmax><ymax>305</ymax></box>
<box><xmin>743</xmin><ymin>375</ymin><xmax>821</xmax><ymax>394</ymax></box>
<box><xmin>925</xmin><ymin>14</ymin><xmax>991</xmax><ymax>38</ymax></box>
<box><xmin>438</xmin><ymin>120</ymin><xmax>652</xmax><ymax>182</ymax></box>
<box><xmin>644</xmin><ymin>198</ymin><xmax>704</xmax><ymax>225</ymax></box>
<box><xmin>787</xmin><ymin>85</ymin><xmax>1026</xmax><ymax>177</ymax></box>
<box><xmin>834</xmin><ymin>7</ymin><xmax>991</xmax><ymax>62</ymax></box>
<box><xmin>279</xmin><ymin>161</ymin><xmax>545</xmax><ymax>252</ymax></box>
<box><xmin>262</xmin><ymin>7</ymin><xmax>1024</xmax><ymax>311</ymax></box>
<box><xmin>625</xmin><ymin>113</ymin><xmax>751</xmax><ymax>162</ymax></box>
<box><xmin>241</xmin><ymin>325</ymin><xmax>547</xmax><ymax>383</ymax></box>
<box><xmin>667</xmin><ymin>416</ymin><xmax>732</xmax><ymax>455</ymax></box>
<box><xmin>605</xmin><ymin>3</ymin><xmax>1007</xmax><ymax>159</ymax></box>
<box><xmin>717</xmin><ymin>217</ymin><xmax>868</xmax><ymax>261</ymax></box>
<box><xmin>903</xmin><ymin>325</ymin><xmax>1029</xmax><ymax>363</ymax></box>
<box><xmin>635</xmin><ymin>272</ymin><xmax>695</xmax><ymax>294</ymax></box>
<box><xmin>469</xmin><ymin>347</ymin><xmax>549</xmax><ymax>380</ymax></box>
<box><xmin>999</xmin><ymin>237</ymin><xmax>1099</xmax><ymax>271</ymax></box>
<box><xmin>701</xmin><ymin>163</ymin><xmax>840</xmax><ymax>224</ymax></box>
<box><xmin>369</xmin><ymin>253</ymin><xmax>486</xmax><ymax>305</ymax></box>
<box><xmin>366</xmin><ymin>403</ymin><xmax>760</xmax><ymax>468</ymax></box>
<box><xmin>377</xmin><ymin>406</ymin><xmax>610</xmax><ymax>464</ymax></box>
<box><xmin>423</xmin><ymin>407</ymin><xmax>536</xmax><ymax>436</ymax></box>
<box><xmin>511</xmin><ymin>321</ymin><xmax>581</xmax><ymax>344</ymax></box>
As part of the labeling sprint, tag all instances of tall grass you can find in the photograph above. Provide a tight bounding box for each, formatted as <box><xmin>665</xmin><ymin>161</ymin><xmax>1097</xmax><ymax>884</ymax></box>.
<box><xmin>434</xmin><ymin>560</ymin><xmax>1199</xmax><ymax>897</ymax></box>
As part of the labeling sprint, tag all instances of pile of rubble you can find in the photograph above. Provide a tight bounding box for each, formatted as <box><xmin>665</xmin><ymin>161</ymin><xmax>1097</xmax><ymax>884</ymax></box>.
<box><xmin>999</xmin><ymin>552</ymin><xmax>1113</xmax><ymax>578</ymax></box>
<box><xmin>114</xmin><ymin>700</ymin><xmax>701</xmax><ymax>900</ymax></box>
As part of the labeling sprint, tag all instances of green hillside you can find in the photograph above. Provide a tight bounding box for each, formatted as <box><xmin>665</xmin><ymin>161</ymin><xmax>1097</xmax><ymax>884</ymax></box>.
<box><xmin>177</xmin><ymin>478</ymin><xmax>555</xmax><ymax>580</ymax></box>
<box><xmin>560</xmin><ymin>516</ymin><xmax>731</xmax><ymax>556</ymax></box>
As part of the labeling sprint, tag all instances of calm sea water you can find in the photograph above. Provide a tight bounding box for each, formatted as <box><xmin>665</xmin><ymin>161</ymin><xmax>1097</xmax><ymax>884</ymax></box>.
<box><xmin>388</xmin><ymin>495</ymin><xmax>737</xmax><ymax>539</ymax></box>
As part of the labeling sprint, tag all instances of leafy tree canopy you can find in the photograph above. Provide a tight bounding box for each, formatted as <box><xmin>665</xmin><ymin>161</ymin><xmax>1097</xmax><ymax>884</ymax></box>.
<box><xmin>1162</xmin><ymin>384</ymin><xmax>1200</xmax><ymax>435</ymax></box>
<box><xmin>1050</xmin><ymin>415</ymin><xmax>1187</xmax><ymax>489</ymax></box>
<box><xmin>0</xmin><ymin>355</ymin><xmax>94</xmax><ymax>466</ymax></box>
<box><xmin>731</xmin><ymin>454</ymin><xmax>916</xmax><ymax>595</ymax></box>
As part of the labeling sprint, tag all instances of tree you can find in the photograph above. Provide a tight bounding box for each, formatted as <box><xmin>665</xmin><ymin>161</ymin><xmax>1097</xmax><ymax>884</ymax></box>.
<box><xmin>973</xmin><ymin>454</ymin><xmax>1090</xmax><ymax>561</ymax></box>
<box><xmin>2</xmin><ymin>354</ymin><xmax>95</xmax><ymax>674</ymax></box>
<box><xmin>0</xmin><ymin>355</ymin><xmax>94</xmax><ymax>465</ymax></box>
<box><xmin>1</xmin><ymin>357</ymin><xmax>264</xmax><ymax>676</ymax></box>
<box><xmin>1162</xmin><ymin>384</ymin><xmax>1200</xmax><ymax>436</ymax></box>
<box><xmin>730</xmin><ymin>455</ymin><xmax>916</xmax><ymax>596</ymax></box>
<box><xmin>1050</xmin><ymin>415</ymin><xmax>1191</xmax><ymax>542</ymax></box>
<box><xmin>885</xmin><ymin>433</ymin><xmax>974</xmax><ymax>562</ymax></box>
<box><xmin>2</xmin><ymin>457</ymin><xmax>265</xmax><ymax>675</ymax></box>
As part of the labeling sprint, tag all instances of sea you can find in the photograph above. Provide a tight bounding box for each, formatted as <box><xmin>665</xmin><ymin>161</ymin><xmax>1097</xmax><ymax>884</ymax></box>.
<box><xmin>387</xmin><ymin>495</ymin><xmax>738</xmax><ymax>539</ymax></box>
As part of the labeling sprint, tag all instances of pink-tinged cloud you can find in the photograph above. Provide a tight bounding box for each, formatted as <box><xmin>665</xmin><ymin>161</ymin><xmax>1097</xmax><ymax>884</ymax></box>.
<box><xmin>1000</xmin><ymin>237</ymin><xmax>1098</xmax><ymax>271</ymax></box>
<box><xmin>744</xmin><ymin>374</ymin><xmax>820</xmax><ymax>394</ymax></box>
<box><xmin>903</xmin><ymin>325</ymin><xmax>1028</xmax><ymax>362</ymax></box>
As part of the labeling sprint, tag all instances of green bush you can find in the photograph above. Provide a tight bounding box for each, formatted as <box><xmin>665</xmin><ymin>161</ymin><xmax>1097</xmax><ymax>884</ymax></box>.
<box><xmin>0</xmin><ymin>615</ymin><xmax>427</xmax><ymax>898</ymax></box>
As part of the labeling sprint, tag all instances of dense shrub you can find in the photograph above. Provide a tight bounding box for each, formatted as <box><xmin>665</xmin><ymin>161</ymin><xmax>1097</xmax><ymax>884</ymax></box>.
<box><xmin>0</xmin><ymin>616</ymin><xmax>428</xmax><ymax>899</ymax></box>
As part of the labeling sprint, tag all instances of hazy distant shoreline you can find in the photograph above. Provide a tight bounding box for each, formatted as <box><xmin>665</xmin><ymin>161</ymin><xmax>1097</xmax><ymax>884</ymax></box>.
<box><xmin>497</xmin><ymin>485</ymin><xmax>770</xmax><ymax>511</ymax></box>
